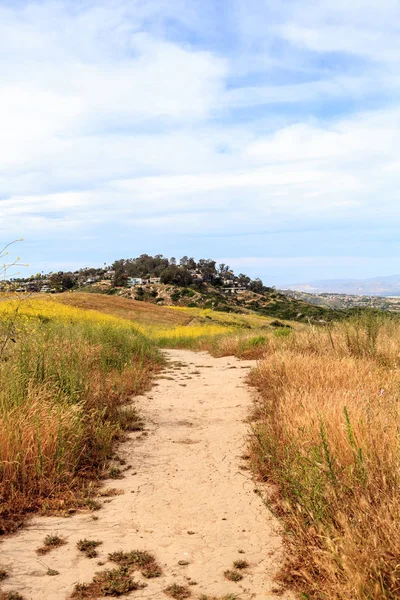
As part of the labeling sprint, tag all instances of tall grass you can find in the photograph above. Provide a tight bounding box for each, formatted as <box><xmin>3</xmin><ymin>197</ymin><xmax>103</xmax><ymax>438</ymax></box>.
<box><xmin>249</xmin><ymin>313</ymin><xmax>400</xmax><ymax>599</ymax></box>
<box><xmin>0</xmin><ymin>299</ymin><xmax>162</xmax><ymax>533</ymax></box>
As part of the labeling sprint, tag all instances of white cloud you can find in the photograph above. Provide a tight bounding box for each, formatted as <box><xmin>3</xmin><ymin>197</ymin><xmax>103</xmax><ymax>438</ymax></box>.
<box><xmin>1</xmin><ymin>0</ymin><xmax>400</xmax><ymax>281</ymax></box>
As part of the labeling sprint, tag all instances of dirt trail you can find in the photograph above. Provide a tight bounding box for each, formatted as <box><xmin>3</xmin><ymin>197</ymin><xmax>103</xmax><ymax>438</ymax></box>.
<box><xmin>0</xmin><ymin>350</ymin><xmax>293</xmax><ymax>600</ymax></box>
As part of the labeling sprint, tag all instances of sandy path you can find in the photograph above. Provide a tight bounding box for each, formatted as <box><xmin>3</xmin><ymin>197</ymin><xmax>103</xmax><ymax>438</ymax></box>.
<box><xmin>0</xmin><ymin>350</ymin><xmax>292</xmax><ymax>600</ymax></box>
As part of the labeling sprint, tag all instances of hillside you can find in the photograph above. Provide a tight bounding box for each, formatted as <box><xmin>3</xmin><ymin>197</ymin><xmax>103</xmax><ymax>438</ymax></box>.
<box><xmin>10</xmin><ymin>253</ymin><xmax>349</xmax><ymax>322</ymax></box>
<box><xmin>81</xmin><ymin>281</ymin><xmax>343</xmax><ymax>322</ymax></box>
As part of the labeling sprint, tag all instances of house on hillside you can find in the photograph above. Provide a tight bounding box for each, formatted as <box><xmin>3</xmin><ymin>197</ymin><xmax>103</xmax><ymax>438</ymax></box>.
<box><xmin>127</xmin><ymin>277</ymin><xmax>143</xmax><ymax>287</ymax></box>
<box><xmin>149</xmin><ymin>277</ymin><xmax>161</xmax><ymax>284</ymax></box>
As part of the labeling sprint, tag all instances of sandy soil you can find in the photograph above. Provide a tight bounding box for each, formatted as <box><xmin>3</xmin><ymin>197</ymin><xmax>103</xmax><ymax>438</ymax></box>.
<box><xmin>0</xmin><ymin>349</ymin><xmax>293</xmax><ymax>600</ymax></box>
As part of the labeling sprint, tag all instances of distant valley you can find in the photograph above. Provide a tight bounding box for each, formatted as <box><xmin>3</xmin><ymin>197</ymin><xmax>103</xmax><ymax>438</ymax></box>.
<box><xmin>284</xmin><ymin>274</ymin><xmax>400</xmax><ymax>296</ymax></box>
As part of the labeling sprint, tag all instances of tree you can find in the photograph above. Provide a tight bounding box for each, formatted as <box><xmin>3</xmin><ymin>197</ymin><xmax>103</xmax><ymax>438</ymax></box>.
<box><xmin>160</xmin><ymin>266</ymin><xmax>193</xmax><ymax>286</ymax></box>
<box><xmin>112</xmin><ymin>261</ymin><xmax>128</xmax><ymax>287</ymax></box>
<box><xmin>249</xmin><ymin>278</ymin><xmax>264</xmax><ymax>293</ymax></box>
<box><xmin>49</xmin><ymin>272</ymin><xmax>76</xmax><ymax>291</ymax></box>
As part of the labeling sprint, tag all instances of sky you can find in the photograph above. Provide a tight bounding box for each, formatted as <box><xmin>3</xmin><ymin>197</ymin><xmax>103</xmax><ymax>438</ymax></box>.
<box><xmin>1</xmin><ymin>0</ymin><xmax>400</xmax><ymax>286</ymax></box>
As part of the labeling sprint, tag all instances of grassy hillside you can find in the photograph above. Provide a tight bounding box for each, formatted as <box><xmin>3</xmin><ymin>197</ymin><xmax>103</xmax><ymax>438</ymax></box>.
<box><xmin>54</xmin><ymin>293</ymin><xmax>296</xmax><ymax>354</ymax></box>
<box><xmin>55</xmin><ymin>292</ymin><xmax>193</xmax><ymax>327</ymax></box>
<box><xmin>86</xmin><ymin>281</ymin><xmax>345</xmax><ymax>322</ymax></box>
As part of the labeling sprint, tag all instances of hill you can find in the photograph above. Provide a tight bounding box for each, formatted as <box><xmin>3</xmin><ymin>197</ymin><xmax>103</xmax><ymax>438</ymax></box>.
<box><xmin>77</xmin><ymin>280</ymin><xmax>345</xmax><ymax>323</ymax></box>
<box><xmin>9</xmin><ymin>252</ymin><xmax>371</xmax><ymax>322</ymax></box>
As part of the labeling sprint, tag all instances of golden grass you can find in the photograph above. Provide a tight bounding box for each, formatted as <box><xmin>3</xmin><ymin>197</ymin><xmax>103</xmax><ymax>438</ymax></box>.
<box><xmin>55</xmin><ymin>292</ymin><xmax>192</xmax><ymax>327</ymax></box>
<box><xmin>0</xmin><ymin>297</ymin><xmax>162</xmax><ymax>533</ymax></box>
<box><xmin>249</xmin><ymin>313</ymin><xmax>400</xmax><ymax>599</ymax></box>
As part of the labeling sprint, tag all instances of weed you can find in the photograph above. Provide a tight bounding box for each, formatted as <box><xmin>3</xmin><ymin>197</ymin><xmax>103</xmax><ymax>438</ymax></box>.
<box><xmin>108</xmin><ymin>549</ymin><xmax>162</xmax><ymax>578</ymax></box>
<box><xmin>233</xmin><ymin>560</ymin><xmax>249</xmax><ymax>569</ymax></box>
<box><xmin>108</xmin><ymin>468</ymin><xmax>124</xmax><ymax>480</ymax></box>
<box><xmin>141</xmin><ymin>564</ymin><xmax>162</xmax><ymax>578</ymax></box>
<box><xmin>36</xmin><ymin>534</ymin><xmax>66</xmax><ymax>555</ymax></box>
<box><xmin>71</xmin><ymin>566</ymin><xmax>144</xmax><ymax>598</ymax></box>
<box><xmin>164</xmin><ymin>583</ymin><xmax>191</xmax><ymax>599</ymax></box>
<box><xmin>117</xmin><ymin>407</ymin><xmax>144</xmax><ymax>431</ymax></box>
<box><xmin>84</xmin><ymin>499</ymin><xmax>102</xmax><ymax>511</ymax></box>
<box><xmin>199</xmin><ymin>596</ymin><xmax>238</xmax><ymax>600</ymax></box>
<box><xmin>0</xmin><ymin>593</ymin><xmax>25</xmax><ymax>600</ymax></box>
<box><xmin>47</xmin><ymin>568</ymin><xmax>59</xmax><ymax>576</ymax></box>
<box><xmin>108</xmin><ymin>550</ymin><xmax>154</xmax><ymax>568</ymax></box>
<box><xmin>223</xmin><ymin>570</ymin><xmax>243</xmax><ymax>582</ymax></box>
<box><xmin>77</xmin><ymin>539</ymin><xmax>102</xmax><ymax>559</ymax></box>
<box><xmin>99</xmin><ymin>488</ymin><xmax>123</xmax><ymax>497</ymax></box>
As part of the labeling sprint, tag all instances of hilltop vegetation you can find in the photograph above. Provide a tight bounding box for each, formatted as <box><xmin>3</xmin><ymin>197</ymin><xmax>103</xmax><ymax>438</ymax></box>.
<box><xmin>8</xmin><ymin>253</ymin><xmax>355</xmax><ymax>322</ymax></box>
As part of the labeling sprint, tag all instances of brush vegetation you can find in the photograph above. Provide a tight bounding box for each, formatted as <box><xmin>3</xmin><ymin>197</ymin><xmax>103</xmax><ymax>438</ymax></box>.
<box><xmin>249</xmin><ymin>313</ymin><xmax>400</xmax><ymax>599</ymax></box>
<box><xmin>0</xmin><ymin>297</ymin><xmax>162</xmax><ymax>533</ymax></box>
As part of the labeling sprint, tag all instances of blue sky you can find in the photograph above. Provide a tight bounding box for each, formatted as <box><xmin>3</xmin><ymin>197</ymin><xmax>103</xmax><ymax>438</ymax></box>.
<box><xmin>1</xmin><ymin>0</ymin><xmax>400</xmax><ymax>285</ymax></box>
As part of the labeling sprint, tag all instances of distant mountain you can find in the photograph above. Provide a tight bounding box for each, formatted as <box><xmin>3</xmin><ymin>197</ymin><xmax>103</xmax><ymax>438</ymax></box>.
<box><xmin>283</xmin><ymin>275</ymin><xmax>400</xmax><ymax>296</ymax></box>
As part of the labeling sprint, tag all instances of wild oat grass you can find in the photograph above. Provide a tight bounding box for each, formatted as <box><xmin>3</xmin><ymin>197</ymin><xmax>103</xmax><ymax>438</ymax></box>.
<box><xmin>249</xmin><ymin>313</ymin><xmax>400</xmax><ymax>599</ymax></box>
<box><xmin>0</xmin><ymin>299</ymin><xmax>162</xmax><ymax>533</ymax></box>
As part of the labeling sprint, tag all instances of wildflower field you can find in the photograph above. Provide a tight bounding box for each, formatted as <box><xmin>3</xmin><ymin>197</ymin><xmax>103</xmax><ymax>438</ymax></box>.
<box><xmin>249</xmin><ymin>313</ymin><xmax>400</xmax><ymax>599</ymax></box>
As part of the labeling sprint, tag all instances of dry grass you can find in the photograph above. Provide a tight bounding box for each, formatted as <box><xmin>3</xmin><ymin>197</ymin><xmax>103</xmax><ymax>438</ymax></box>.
<box><xmin>0</xmin><ymin>298</ymin><xmax>163</xmax><ymax>534</ymax></box>
<box><xmin>249</xmin><ymin>313</ymin><xmax>400</xmax><ymax>599</ymax></box>
<box><xmin>55</xmin><ymin>292</ymin><xmax>191</xmax><ymax>327</ymax></box>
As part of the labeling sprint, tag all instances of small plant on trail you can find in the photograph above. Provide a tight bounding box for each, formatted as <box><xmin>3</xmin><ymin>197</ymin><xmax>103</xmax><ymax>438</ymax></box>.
<box><xmin>223</xmin><ymin>570</ymin><xmax>243</xmax><ymax>582</ymax></box>
<box><xmin>108</xmin><ymin>549</ymin><xmax>162</xmax><ymax>578</ymax></box>
<box><xmin>108</xmin><ymin>467</ymin><xmax>124</xmax><ymax>480</ymax></box>
<box><xmin>199</xmin><ymin>595</ymin><xmax>239</xmax><ymax>600</ymax></box>
<box><xmin>0</xmin><ymin>593</ymin><xmax>25</xmax><ymax>600</ymax></box>
<box><xmin>117</xmin><ymin>406</ymin><xmax>144</xmax><ymax>431</ymax></box>
<box><xmin>36</xmin><ymin>534</ymin><xmax>66</xmax><ymax>555</ymax></box>
<box><xmin>233</xmin><ymin>560</ymin><xmax>249</xmax><ymax>569</ymax></box>
<box><xmin>164</xmin><ymin>583</ymin><xmax>191</xmax><ymax>599</ymax></box>
<box><xmin>77</xmin><ymin>539</ymin><xmax>102</xmax><ymax>558</ymax></box>
<box><xmin>71</xmin><ymin>566</ymin><xmax>144</xmax><ymax>599</ymax></box>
